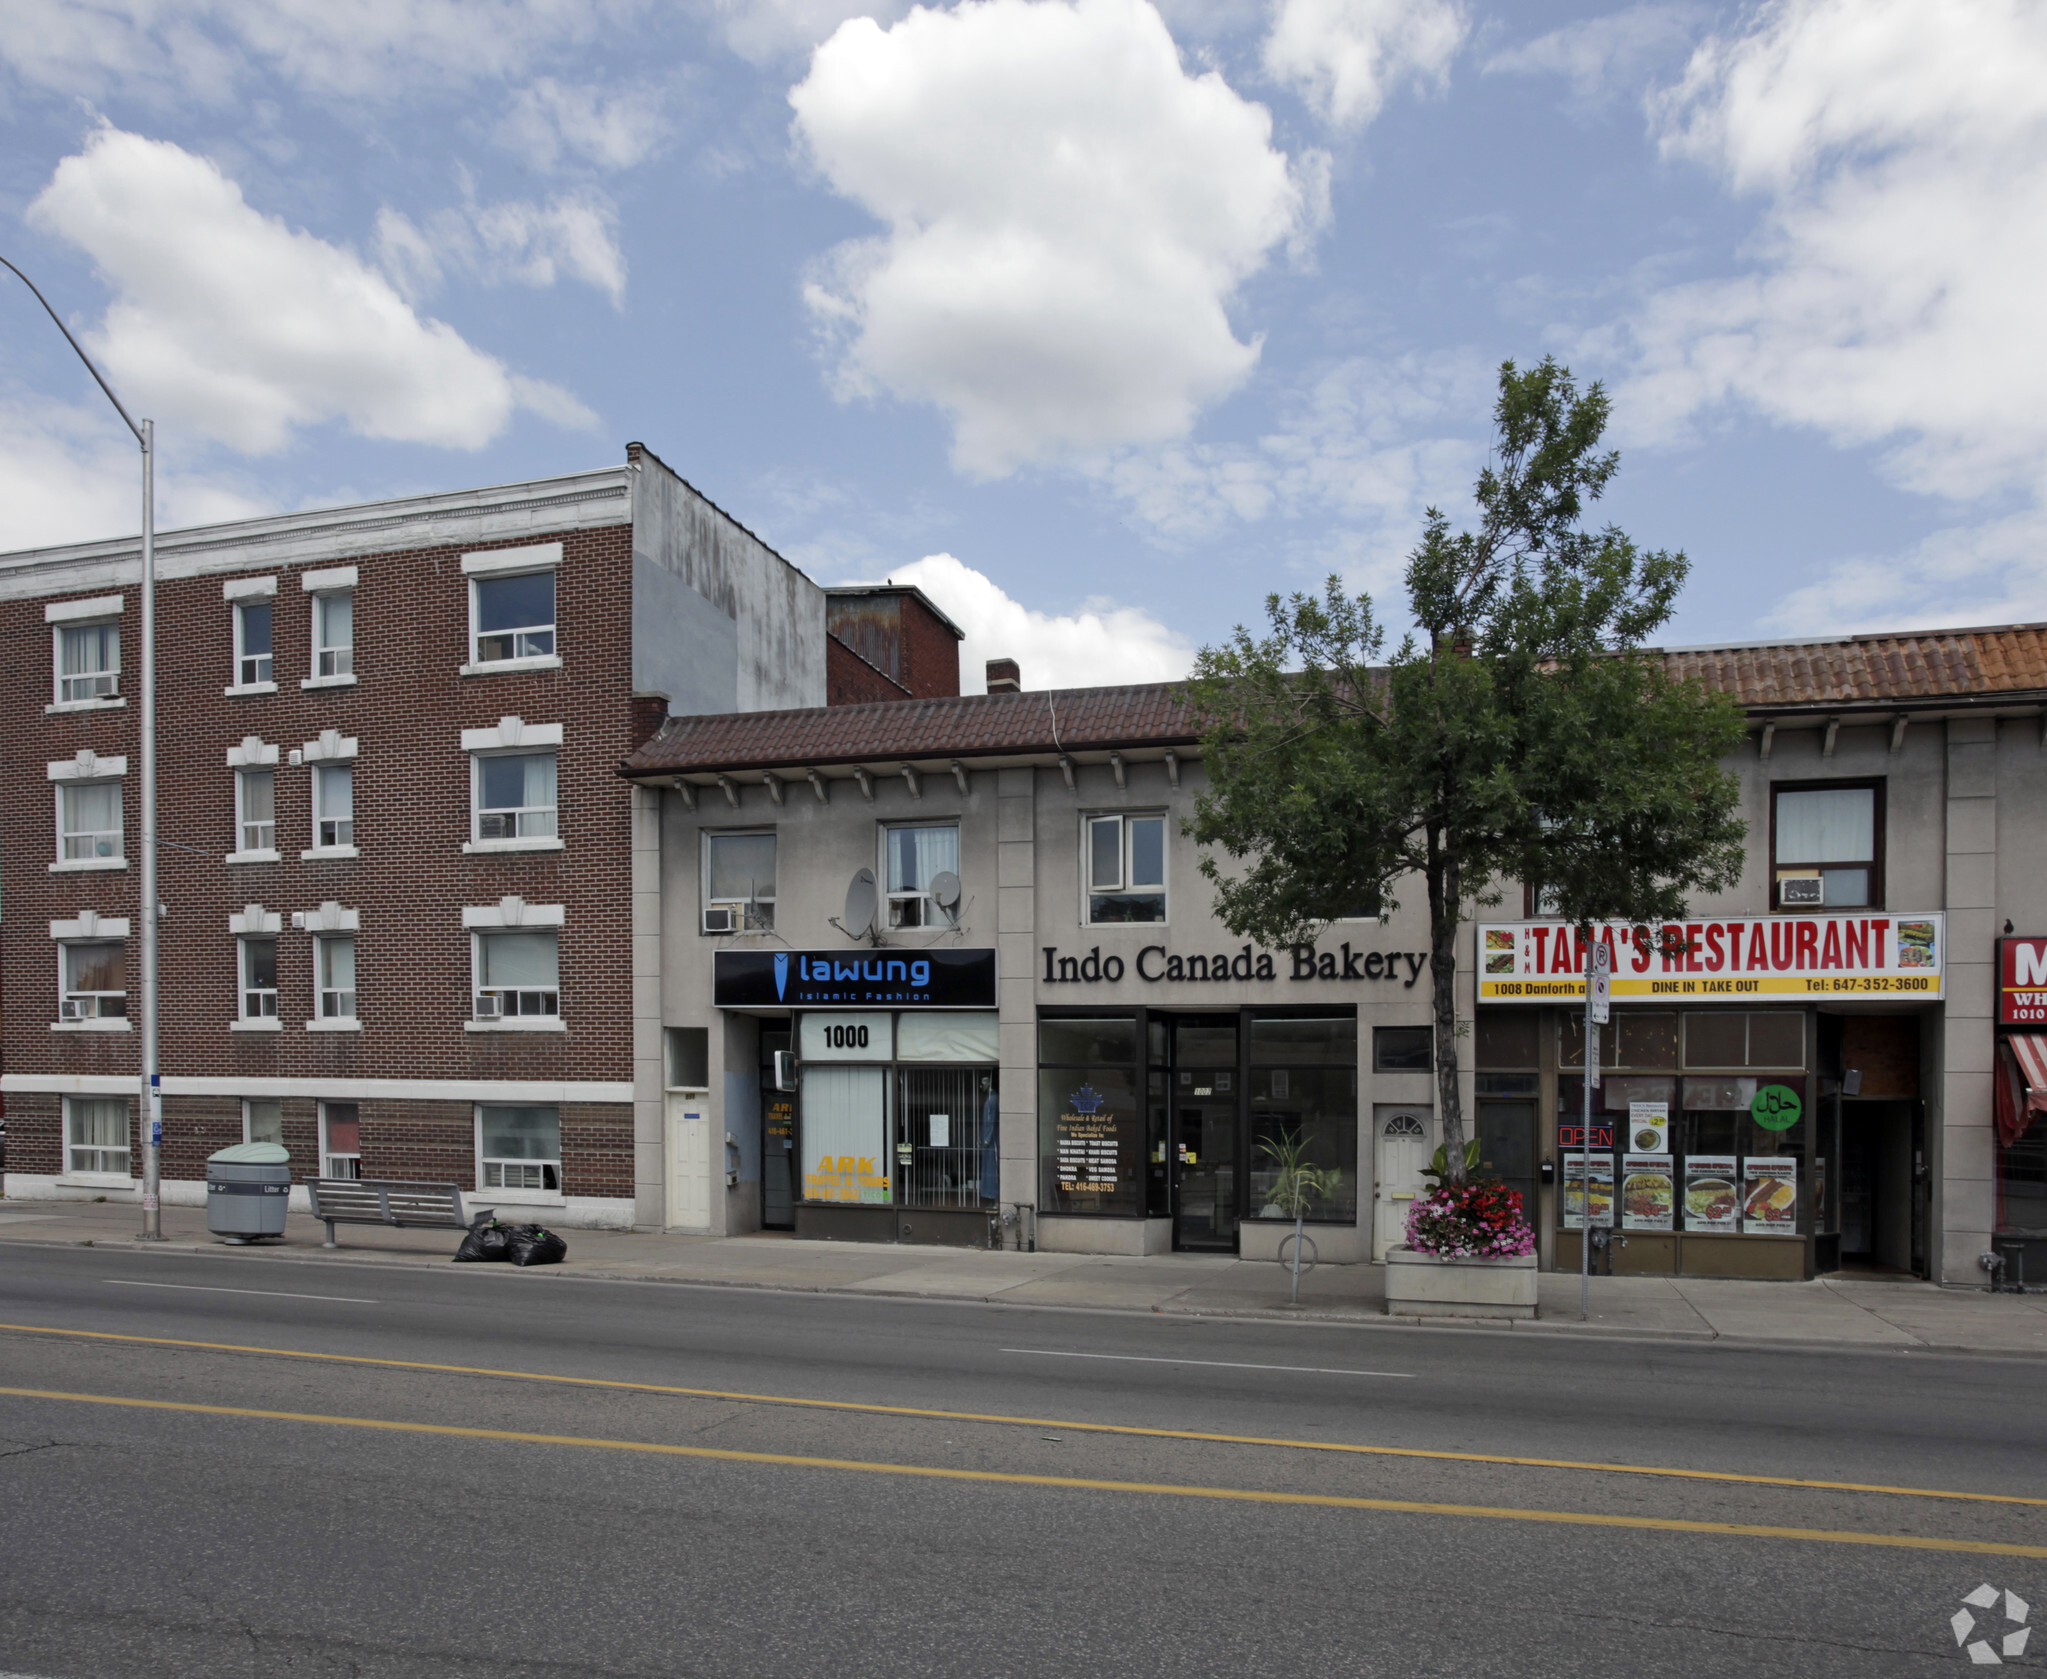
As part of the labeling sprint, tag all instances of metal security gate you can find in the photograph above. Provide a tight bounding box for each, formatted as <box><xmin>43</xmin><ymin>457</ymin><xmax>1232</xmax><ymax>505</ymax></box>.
<box><xmin>896</xmin><ymin>1066</ymin><xmax>991</xmax><ymax>1209</ymax></box>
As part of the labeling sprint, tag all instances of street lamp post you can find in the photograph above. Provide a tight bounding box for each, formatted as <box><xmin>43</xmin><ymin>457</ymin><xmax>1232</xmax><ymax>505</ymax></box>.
<box><xmin>2</xmin><ymin>255</ymin><xmax>163</xmax><ymax>1241</ymax></box>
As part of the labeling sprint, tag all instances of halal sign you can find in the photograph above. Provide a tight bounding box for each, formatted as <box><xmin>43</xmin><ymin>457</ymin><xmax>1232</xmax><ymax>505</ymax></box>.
<box><xmin>1999</xmin><ymin>937</ymin><xmax>2047</xmax><ymax>1026</ymax></box>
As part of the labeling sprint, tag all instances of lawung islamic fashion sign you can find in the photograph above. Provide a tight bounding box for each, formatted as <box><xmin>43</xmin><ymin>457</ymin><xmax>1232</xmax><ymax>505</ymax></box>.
<box><xmin>1477</xmin><ymin>914</ymin><xmax>1944</xmax><ymax>1003</ymax></box>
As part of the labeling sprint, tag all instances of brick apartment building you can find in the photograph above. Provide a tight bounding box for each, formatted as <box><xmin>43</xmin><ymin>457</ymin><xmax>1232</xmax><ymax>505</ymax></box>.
<box><xmin>0</xmin><ymin>442</ymin><xmax>961</xmax><ymax>1228</ymax></box>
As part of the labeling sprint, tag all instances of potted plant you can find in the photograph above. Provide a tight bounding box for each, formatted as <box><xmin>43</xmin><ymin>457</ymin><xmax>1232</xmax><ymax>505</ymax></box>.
<box><xmin>1384</xmin><ymin>1142</ymin><xmax>1539</xmax><ymax>1318</ymax></box>
<box><xmin>1257</xmin><ymin>1128</ymin><xmax>1340</xmax><ymax>1305</ymax></box>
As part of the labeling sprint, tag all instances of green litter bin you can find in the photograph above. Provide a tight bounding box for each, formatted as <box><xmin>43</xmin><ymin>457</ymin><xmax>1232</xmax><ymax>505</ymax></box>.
<box><xmin>206</xmin><ymin>1142</ymin><xmax>292</xmax><ymax>1243</ymax></box>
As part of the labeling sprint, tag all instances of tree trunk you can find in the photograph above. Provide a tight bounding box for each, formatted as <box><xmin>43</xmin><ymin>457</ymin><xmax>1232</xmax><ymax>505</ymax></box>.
<box><xmin>1426</xmin><ymin>822</ymin><xmax>1465</xmax><ymax>1184</ymax></box>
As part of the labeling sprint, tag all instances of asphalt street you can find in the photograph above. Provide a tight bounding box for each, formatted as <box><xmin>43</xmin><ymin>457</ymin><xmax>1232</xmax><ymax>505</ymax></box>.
<box><xmin>0</xmin><ymin>1243</ymin><xmax>2040</xmax><ymax>1677</ymax></box>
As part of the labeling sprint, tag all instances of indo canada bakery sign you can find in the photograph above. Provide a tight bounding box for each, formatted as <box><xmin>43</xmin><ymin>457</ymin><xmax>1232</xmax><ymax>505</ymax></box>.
<box><xmin>1477</xmin><ymin>913</ymin><xmax>1944</xmax><ymax>1002</ymax></box>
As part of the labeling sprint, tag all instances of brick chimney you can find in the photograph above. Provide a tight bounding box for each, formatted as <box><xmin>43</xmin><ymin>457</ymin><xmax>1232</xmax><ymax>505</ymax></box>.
<box><xmin>985</xmin><ymin>657</ymin><xmax>1021</xmax><ymax>693</ymax></box>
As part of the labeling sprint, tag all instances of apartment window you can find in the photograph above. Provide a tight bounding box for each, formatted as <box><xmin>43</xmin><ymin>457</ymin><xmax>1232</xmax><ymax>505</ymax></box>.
<box><xmin>472</xmin><ymin>571</ymin><xmax>556</xmax><ymax>665</ymax></box>
<box><xmin>313</xmin><ymin>590</ymin><xmax>354</xmax><ymax>678</ymax></box>
<box><xmin>243</xmin><ymin>1098</ymin><xmax>284</xmax><ymax>1148</ymax></box>
<box><xmin>315</xmin><ymin>935</ymin><xmax>357</xmax><ymax>1019</ymax></box>
<box><xmin>313</xmin><ymin>763</ymin><xmax>354</xmax><ymax>849</ymax></box>
<box><xmin>1085</xmin><ymin>813</ymin><xmax>1166</xmax><ymax>924</ymax></box>
<box><xmin>234</xmin><ymin>600</ymin><xmax>274</xmax><ymax>686</ymax></box>
<box><xmin>321</xmin><ymin>1102</ymin><xmax>362</xmax><ymax>1179</ymax></box>
<box><xmin>1374</xmin><ymin>1026</ymin><xmax>1433</xmax><ymax>1072</ymax></box>
<box><xmin>66</xmin><ymin>1096</ymin><xmax>129</xmax><ymax>1175</ymax></box>
<box><xmin>60</xmin><ymin>941</ymin><xmax>126</xmax><ymax>1021</ymax></box>
<box><xmin>702</xmin><ymin>832</ymin><xmax>775</xmax><ymax>932</ymax></box>
<box><xmin>237</xmin><ymin>769</ymin><xmax>276</xmax><ymax>854</ymax></box>
<box><xmin>56</xmin><ymin>620</ymin><xmax>119</xmax><ymax>703</ymax></box>
<box><xmin>475</xmin><ymin>752</ymin><xmax>558</xmax><ymax>841</ymax></box>
<box><xmin>1772</xmin><ymin>781</ymin><xmax>1882</xmax><ymax>910</ymax></box>
<box><xmin>240</xmin><ymin>936</ymin><xmax>279</xmax><ymax>1019</ymax></box>
<box><xmin>478</xmin><ymin>1104</ymin><xmax>562</xmax><ymax>1192</ymax></box>
<box><xmin>886</xmin><ymin>824</ymin><xmax>959</xmax><ymax>927</ymax></box>
<box><xmin>58</xmin><ymin>781</ymin><xmax>123</xmax><ymax>862</ymax></box>
<box><xmin>474</xmin><ymin>930</ymin><xmax>559</xmax><ymax>1018</ymax></box>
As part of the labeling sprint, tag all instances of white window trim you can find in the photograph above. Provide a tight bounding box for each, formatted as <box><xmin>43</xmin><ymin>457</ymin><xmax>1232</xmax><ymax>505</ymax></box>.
<box><xmin>320</xmin><ymin>1101</ymin><xmax>363</xmax><ymax>1180</ymax></box>
<box><xmin>881</xmin><ymin>821</ymin><xmax>961</xmax><ymax>929</ymax></box>
<box><xmin>463</xmin><ymin>548</ymin><xmax>561</xmax><ymax>674</ymax></box>
<box><xmin>297</xmin><ymin>729</ymin><xmax>358</xmax><ymax>763</ymax></box>
<box><xmin>301</xmin><ymin>673</ymin><xmax>360</xmax><ymax>691</ymax></box>
<box><xmin>292</xmin><ymin>902</ymin><xmax>360</xmax><ymax>932</ymax></box>
<box><xmin>48</xmin><ymin>750</ymin><xmax>128</xmax><ymax>782</ymax></box>
<box><xmin>475</xmin><ymin>1102</ymin><xmax>565</xmax><ymax>1201</ymax></box>
<box><xmin>54</xmin><ymin>925</ymin><xmax>130</xmax><ymax>1030</ymax></box>
<box><xmin>47</xmin><ymin>594</ymin><xmax>125</xmax><ymax>624</ymax></box>
<box><xmin>236</xmin><ymin>929</ymin><xmax>280</xmax><ymax>1026</ymax></box>
<box><xmin>301</xmin><ymin>565</ymin><xmax>359</xmax><ymax>592</ymax></box>
<box><xmin>226</xmin><ymin>736</ymin><xmax>280</xmax><ymax>769</ymax></box>
<box><xmin>52</xmin><ymin>775</ymin><xmax>125</xmax><ymax>873</ymax></box>
<box><xmin>303</xmin><ymin>745</ymin><xmax>356</xmax><ymax>856</ymax></box>
<box><xmin>223</xmin><ymin>575</ymin><xmax>278</xmax><ymax>601</ymax></box>
<box><xmin>309</xmin><ymin>930</ymin><xmax>359</xmax><ymax>1029</ymax></box>
<box><xmin>461</xmin><ymin>897</ymin><xmax>566</xmax><ymax>929</ymax></box>
<box><xmin>465</xmin><ymin>908</ymin><xmax>564</xmax><ymax>1030</ymax></box>
<box><xmin>465</xmin><ymin>720</ymin><xmax>564</xmax><ymax>852</ymax></box>
<box><xmin>1082</xmin><ymin>810</ymin><xmax>1170</xmax><ymax>927</ymax></box>
<box><xmin>304</xmin><ymin>573</ymin><xmax>357</xmax><ymax>688</ymax></box>
<box><xmin>224</xmin><ymin>681</ymin><xmax>280</xmax><ymax>697</ymax></box>
<box><xmin>226</xmin><ymin>592</ymin><xmax>277</xmax><ymax>695</ymax></box>
<box><xmin>233</xmin><ymin>765</ymin><xmax>278</xmax><ymax>861</ymax></box>
<box><xmin>50</xmin><ymin>617</ymin><xmax>122</xmax><ymax>708</ymax></box>
<box><xmin>232</xmin><ymin>1018</ymin><xmax>285</xmax><ymax>1033</ymax></box>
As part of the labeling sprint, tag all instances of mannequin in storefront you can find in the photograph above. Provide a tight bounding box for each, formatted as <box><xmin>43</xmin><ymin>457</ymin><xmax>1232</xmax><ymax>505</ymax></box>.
<box><xmin>979</xmin><ymin>1078</ymin><xmax>999</xmax><ymax>1205</ymax></box>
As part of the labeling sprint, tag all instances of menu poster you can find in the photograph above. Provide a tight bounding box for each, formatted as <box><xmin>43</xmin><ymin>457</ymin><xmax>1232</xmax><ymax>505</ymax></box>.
<box><xmin>1682</xmin><ymin>1154</ymin><xmax>1740</xmax><ymax>1232</ymax></box>
<box><xmin>1621</xmin><ymin>1154</ymin><xmax>1676</xmax><ymax>1231</ymax></box>
<box><xmin>1743</xmin><ymin>1156</ymin><xmax>1800</xmax><ymax>1235</ymax></box>
<box><xmin>1562</xmin><ymin>1155</ymin><xmax>1616</xmax><ymax>1229</ymax></box>
<box><xmin>1627</xmin><ymin>1101</ymin><xmax>1670</xmax><ymax>1154</ymax></box>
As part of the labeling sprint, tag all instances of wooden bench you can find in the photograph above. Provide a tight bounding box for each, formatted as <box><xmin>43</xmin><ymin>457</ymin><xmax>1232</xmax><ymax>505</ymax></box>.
<box><xmin>305</xmin><ymin>1178</ymin><xmax>486</xmax><ymax>1249</ymax></box>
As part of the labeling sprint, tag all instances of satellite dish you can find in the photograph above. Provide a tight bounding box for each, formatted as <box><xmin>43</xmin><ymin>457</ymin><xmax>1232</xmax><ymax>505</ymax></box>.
<box><xmin>930</xmin><ymin>871</ymin><xmax>962</xmax><ymax>912</ymax></box>
<box><xmin>844</xmin><ymin>868</ymin><xmax>878</xmax><ymax>938</ymax></box>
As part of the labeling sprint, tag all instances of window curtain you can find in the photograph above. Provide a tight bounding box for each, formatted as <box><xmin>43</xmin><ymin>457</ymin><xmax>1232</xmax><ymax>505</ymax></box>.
<box><xmin>479</xmin><ymin>931</ymin><xmax>558</xmax><ymax>987</ymax></box>
<box><xmin>480</xmin><ymin>1104</ymin><xmax>561</xmax><ymax>1160</ymax></box>
<box><xmin>889</xmin><ymin>826</ymin><xmax>957</xmax><ymax>893</ymax></box>
<box><xmin>1776</xmin><ymin>789</ymin><xmax>1873</xmax><ymax>862</ymax></box>
<box><xmin>482</xmin><ymin>753</ymin><xmax>555</xmax><ymax>811</ymax></box>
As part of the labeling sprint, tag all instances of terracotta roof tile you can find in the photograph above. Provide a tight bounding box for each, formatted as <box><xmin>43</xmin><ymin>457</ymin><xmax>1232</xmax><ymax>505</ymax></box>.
<box><xmin>620</xmin><ymin>625</ymin><xmax>2047</xmax><ymax>777</ymax></box>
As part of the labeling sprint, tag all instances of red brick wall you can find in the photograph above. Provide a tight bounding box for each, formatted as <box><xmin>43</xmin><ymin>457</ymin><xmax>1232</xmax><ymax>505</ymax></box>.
<box><xmin>898</xmin><ymin>591</ymin><xmax>960</xmax><ymax>699</ymax></box>
<box><xmin>827</xmin><ymin>633</ymin><xmax>911</xmax><ymax>705</ymax></box>
<box><xmin>0</xmin><ymin>522</ymin><xmax>640</xmax><ymax>1196</ymax></box>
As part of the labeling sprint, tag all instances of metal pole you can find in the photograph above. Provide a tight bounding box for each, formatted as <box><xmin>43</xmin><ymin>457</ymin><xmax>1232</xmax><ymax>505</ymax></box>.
<box><xmin>0</xmin><ymin>255</ymin><xmax>160</xmax><ymax>1239</ymax></box>
<box><xmin>138</xmin><ymin>419</ymin><xmax>162</xmax><ymax>1240</ymax></box>
<box><xmin>1580</xmin><ymin>1004</ymin><xmax>1592</xmax><ymax>1321</ymax></box>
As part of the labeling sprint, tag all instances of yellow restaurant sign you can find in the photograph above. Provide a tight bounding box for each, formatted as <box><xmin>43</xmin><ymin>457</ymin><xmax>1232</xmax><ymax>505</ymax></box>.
<box><xmin>1476</xmin><ymin>912</ymin><xmax>1945</xmax><ymax>1003</ymax></box>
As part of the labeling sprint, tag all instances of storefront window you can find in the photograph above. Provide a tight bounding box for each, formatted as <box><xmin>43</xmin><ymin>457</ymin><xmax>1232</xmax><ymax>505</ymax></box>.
<box><xmin>1040</xmin><ymin>1016</ymin><xmax>1142</xmax><ymax>1216</ymax></box>
<box><xmin>1999</xmin><ymin>1117</ymin><xmax>2047</xmax><ymax>1243</ymax></box>
<box><xmin>1243</xmin><ymin>1015</ymin><xmax>1357</xmax><ymax>1223</ymax></box>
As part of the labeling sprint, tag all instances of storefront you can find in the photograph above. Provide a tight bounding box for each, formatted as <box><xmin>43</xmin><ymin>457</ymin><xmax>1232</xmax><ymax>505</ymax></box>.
<box><xmin>1477</xmin><ymin>912</ymin><xmax>1943</xmax><ymax>1279</ymax></box>
<box><xmin>1994</xmin><ymin>935</ymin><xmax>2047</xmax><ymax>1287</ymax></box>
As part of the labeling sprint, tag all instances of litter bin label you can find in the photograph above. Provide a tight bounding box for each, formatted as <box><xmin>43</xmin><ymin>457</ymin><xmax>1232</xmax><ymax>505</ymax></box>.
<box><xmin>207</xmin><ymin>1181</ymin><xmax>289</xmax><ymax>1195</ymax></box>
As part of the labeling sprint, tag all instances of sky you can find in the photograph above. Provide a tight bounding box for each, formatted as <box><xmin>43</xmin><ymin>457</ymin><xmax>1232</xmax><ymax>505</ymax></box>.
<box><xmin>2</xmin><ymin>0</ymin><xmax>2043</xmax><ymax>691</ymax></box>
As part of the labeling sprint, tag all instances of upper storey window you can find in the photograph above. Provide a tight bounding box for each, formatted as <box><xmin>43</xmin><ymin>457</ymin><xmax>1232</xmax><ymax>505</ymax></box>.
<box><xmin>57</xmin><ymin>620</ymin><xmax>119</xmax><ymax>703</ymax></box>
<box><xmin>1772</xmin><ymin>782</ymin><xmax>1882</xmax><ymax>910</ymax></box>
<box><xmin>235</xmin><ymin>600</ymin><xmax>274</xmax><ymax>686</ymax></box>
<box><xmin>1085</xmin><ymin>813</ymin><xmax>1166</xmax><ymax>924</ymax></box>
<box><xmin>462</xmin><ymin>545</ymin><xmax>561</xmax><ymax>675</ymax></box>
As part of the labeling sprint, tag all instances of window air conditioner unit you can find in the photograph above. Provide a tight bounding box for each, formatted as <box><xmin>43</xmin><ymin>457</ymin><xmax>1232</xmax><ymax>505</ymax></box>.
<box><xmin>1779</xmin><ymin>874</ymin><xmax>1824</xmax><ymax>907</ymax></box>
<box><xmin>474</xmin><ymin>994</ymin><xmax>502</xmax><ymax>1019</ymax></box>
<box><xmin>59</xmin><ymin>998</ymin><xmax>87</xmax><ymax>1021</ymax></box>
<box><xmin>701</xmin><ymin>905</ymin><xmax>735</xmax><ymax>934</ymax></box>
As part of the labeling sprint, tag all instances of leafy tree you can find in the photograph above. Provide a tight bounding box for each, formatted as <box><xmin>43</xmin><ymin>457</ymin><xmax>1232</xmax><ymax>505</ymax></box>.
<box><xmin>1184</xmin><ymin>358</ymin><xmax>1747</xmax><ymax>1184</ymax></box>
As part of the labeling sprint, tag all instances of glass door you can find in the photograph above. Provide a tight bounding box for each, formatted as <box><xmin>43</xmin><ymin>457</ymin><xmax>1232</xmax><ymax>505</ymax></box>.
<box><xmin>1171</xmin><ymin>1017</ymin><xmax>1240</xmax><ymax>1251</ymax></box>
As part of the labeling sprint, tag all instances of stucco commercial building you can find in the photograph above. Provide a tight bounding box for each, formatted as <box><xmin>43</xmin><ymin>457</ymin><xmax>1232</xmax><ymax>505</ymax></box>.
<box><xmin>624</xmin><ymin>628</ymin><xmax>2047</xmax><ymax>1288</ymax></box>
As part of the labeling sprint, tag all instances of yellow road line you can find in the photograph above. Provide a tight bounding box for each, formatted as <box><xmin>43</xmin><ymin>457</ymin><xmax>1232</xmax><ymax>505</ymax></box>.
<box><xmin>2</xmin><ymin>1383</ymin><xmax>2042</xmax><ymax>1560</ymax></box>
<box><xmin>3</xmin><ymin>1319</ymin><xmax>2039</xmax><ymax>1511</ymax></box>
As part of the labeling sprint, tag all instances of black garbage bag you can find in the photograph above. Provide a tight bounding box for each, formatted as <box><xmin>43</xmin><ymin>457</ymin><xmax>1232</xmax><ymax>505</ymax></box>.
<box><xmin>454</xmin><ymin>1214</ymin><xmax>511</xmax><ymax>1263</ymax></box>
<box><xmin>505</xmin><ymin>1224</ymin><xmax>567</xmax><ymax>1267</ymax></box>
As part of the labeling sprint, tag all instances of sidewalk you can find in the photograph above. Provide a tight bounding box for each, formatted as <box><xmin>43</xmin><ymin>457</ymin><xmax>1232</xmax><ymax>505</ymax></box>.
<box><xmin>5</xmin><ymin>1195</ymin><xmax>2046</xmax><ymax>1356</ymax></box>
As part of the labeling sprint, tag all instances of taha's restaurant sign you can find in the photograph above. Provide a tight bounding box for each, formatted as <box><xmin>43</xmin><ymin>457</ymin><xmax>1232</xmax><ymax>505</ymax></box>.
<box><xmin>1477</xmin><ymin>914</ymin><xmax>1945</xmax><ymax>1003</ymax></box>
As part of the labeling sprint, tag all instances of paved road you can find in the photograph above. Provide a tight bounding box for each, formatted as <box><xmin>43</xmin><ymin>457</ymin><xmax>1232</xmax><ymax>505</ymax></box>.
<box><xmin>0</xmin><ymin>1244</ymin><xmax>2040</xmax><ymax>1677</ymax></box>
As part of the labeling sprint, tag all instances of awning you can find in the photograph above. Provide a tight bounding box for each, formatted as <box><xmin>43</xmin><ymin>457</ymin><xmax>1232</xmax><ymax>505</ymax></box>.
<box><xmin>1999</xmin><ymin>1036</ymin><xmax>2047</xmax><ymax>1149</ymax></box>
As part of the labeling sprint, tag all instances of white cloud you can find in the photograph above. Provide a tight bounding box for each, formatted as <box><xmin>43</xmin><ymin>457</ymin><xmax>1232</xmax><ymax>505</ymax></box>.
<box><xmin>790</xmin><ymin>0</ymin><xmax>1316</xmax><ymax>477</ymax></box>
<box><xmin>1625</xmin><ymin>0</ymin><xmax>2047</xmax><ymax>502</ymax></box>
<box><xmin>376</xmin><ymin>189</ymin><xmax>628</xmax><ymax>307</ymax></box>
<box><xmin>0</xmin><ymin>0</ymin><xmax>630</xmax><ymax>104</ymax></box>
<box><xmin>883</xmin><ymin>552</ymin><xmax>1195</xmax><ymax>690</ymax></box>
<box><xmin>27</xmin><ymin>127</ymin><xmax>592</xmax><ymax>456</ymax></box>
<box><xmin>1089</xmin><ymin>351</ymin><xmax>1488</xmax><ymax>588</ymax></box>
<box><xmin>713</xmin><ymin>0</ymin><xmax>912</xmax><ymax>63</ymax></box>
<box><xmin>1261</xmin><ymin>0</ymin><xmax>1464</xmax><ymax>130</ymax></box>
<box><xmin>1612</xmin><ymin>0</ymin><xmax>2047</xmax><ymax>630</ymax></box>
<box><xmin>1483</xmin><ymin>3</ymin><xmax>1704</xmax><ymax>104</ymax></box>
<box><xmin>0</xmin><ymin>399</ymin><xmax>271</xmax><ymax>552</ymax></box>
<box><xmin>1760</xmin><ymin>508</ymin><xmax>2047</xmax><ymax>636</ymax></box>
<box><xmin>496</xmin><ymin>78</ymin><xmax>670</xmax><ymax>171</ymax></box>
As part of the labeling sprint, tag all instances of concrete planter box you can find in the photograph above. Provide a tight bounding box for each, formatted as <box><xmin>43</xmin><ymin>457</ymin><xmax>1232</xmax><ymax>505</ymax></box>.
<box><xmin>1384</xmin><ymin>1247</ymin><xmax>1538</xmax><ymax>1319</ymax></box>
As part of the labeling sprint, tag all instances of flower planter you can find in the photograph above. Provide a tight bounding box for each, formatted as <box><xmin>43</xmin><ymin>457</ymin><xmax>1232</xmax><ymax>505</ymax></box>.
<box><xmin>1384</xmin><ymin>1247</ymin><xmax>1539</xmax><ymax>1319</ymax></box>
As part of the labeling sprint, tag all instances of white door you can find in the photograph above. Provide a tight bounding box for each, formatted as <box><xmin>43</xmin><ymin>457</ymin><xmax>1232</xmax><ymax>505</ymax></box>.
<box><xmin>1373</xmin><ymin>1106</ymin><xmax>1433</xmax><ymax>1260</ymax></box>
<box><xmin>667</xmin><ymin>1094</ymin><xmax>711</xmax><ymax>1232</ymax></box>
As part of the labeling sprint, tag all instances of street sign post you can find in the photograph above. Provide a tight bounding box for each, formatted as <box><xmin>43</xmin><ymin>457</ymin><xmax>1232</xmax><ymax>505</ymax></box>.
<box><xmin>1582</xmin><ymin>941</ymin><xmax>1612</xmax><ymax>1322</ymax></box>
